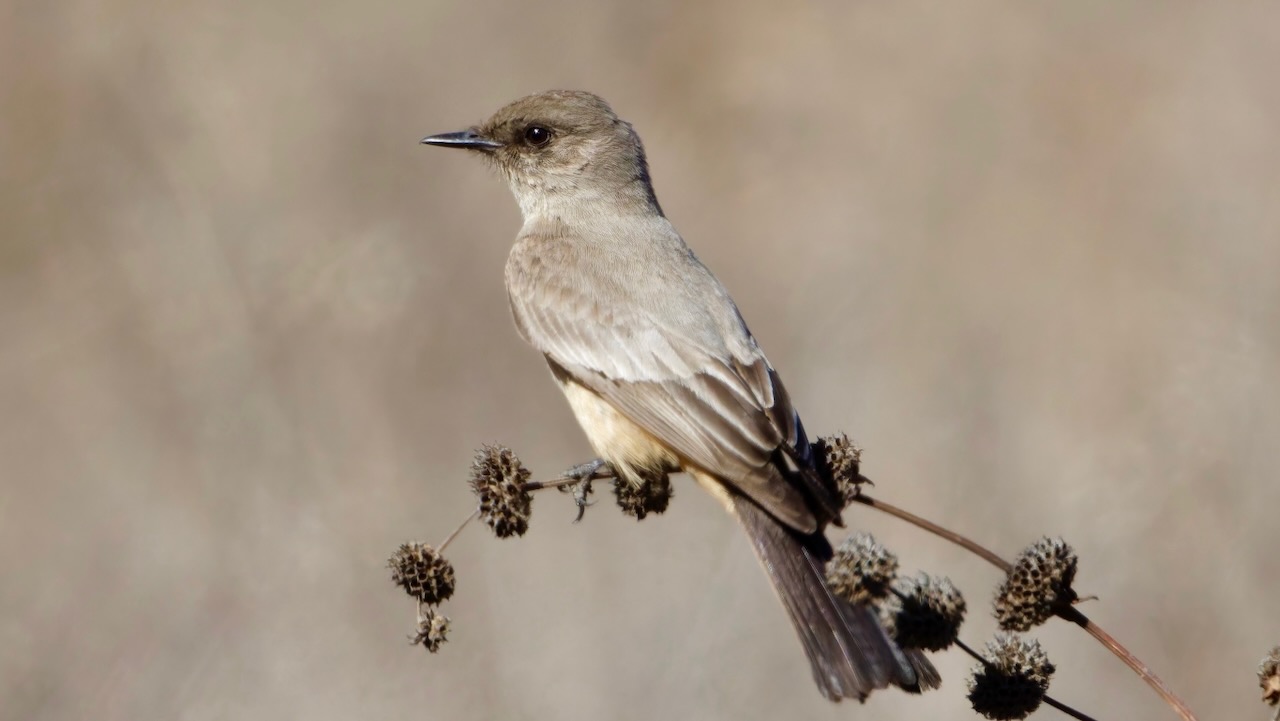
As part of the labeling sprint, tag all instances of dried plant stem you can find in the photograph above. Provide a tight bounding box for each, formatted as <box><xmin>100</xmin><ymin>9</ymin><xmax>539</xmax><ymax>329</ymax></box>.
<box><xmin>438</xmin><ymin>509</ymin><xmax>479</xmax><ymax>552</ymax></box>
<box><xmin>522</xmin><ymin>476</ymin><xmax>594</xmax><ymax>492</ymax></box>
<box><xmin>855</xmin><ymin>491</ymin><xmax>1198</xmax><ymax>721</ymax></box>
<box><xmin>1059</xmin><ymin>607</ymin><xmax>1199</xmax><ymax>721</ymax></box>
<box><xmin>521</xmin><ymin>465</ymin><xmax>617</xmax><ymax>493</ymax></box>
<box><xmin>1041</xmin><ymin>695</ymin><xmax>1096</xmax><ymax>721</ymax></box>
<box><xmin>955</xmin><ymin>639</ymin><xmax>1097</xmax><ymax>721</ymax></box>
<box><xmin>849</xmin><ymin>493</ymin><xmax>1012</xmax><ymax>572</ymax></box>
<box><xmin>445</xmin><ymin>457</ymin><xmax>1198</xmax><ymax>720</ymax></box>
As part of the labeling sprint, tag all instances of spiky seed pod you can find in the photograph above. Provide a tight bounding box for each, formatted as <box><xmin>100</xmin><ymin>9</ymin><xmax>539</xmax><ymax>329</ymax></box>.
<box><xmin>1260</xmin><ymin>646</ymin><xmax>1280</xmax><ymax>707</ymax></box>
<box><xmin>469</xmin><ymin>444</ymin><xmax>533</xmax><ymax>538</ymax></box>
<box><xmin>826</xmin><ymin>532</ymin><xmax>899</xmax><ymax>604</ymax></box>
<box><xmin>881</xmin><ymin>572</ymin><xmax>966</xmax><ymax>651</ymax></box>
<box><xmin>812</xmin><ymin>433</ymin><xmax>866</xmax><ymax>507</ymax></box>
<box><xmin>388</xmin><ymin>542</ymin><xmax>455</xmax><ymax>605</ymax></box>
<box><xmin>614</xmin><ymin>472</ymin><xmax>673</xmax><ymax>520</ymax></box>
<box><xmin>967</xmin><ymin>633</ymin><xmax>1056</xmax><ymax>720</ymax></box>
<box><xmin>994</xmin><ymin>537</ymin><xmax>1079</xmax><ymax>631</ymax></box>
<box><xmin>412</xmin><ymin>608</ymin><xmax>451</xmax><ymax>653</ymax></box>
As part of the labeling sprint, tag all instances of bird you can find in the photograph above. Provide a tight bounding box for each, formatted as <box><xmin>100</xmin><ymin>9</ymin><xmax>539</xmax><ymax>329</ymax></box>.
<box><xmin>421</xmin><ymin>90</ymin><xmax>936</xmax><ymax>701</ymax></box>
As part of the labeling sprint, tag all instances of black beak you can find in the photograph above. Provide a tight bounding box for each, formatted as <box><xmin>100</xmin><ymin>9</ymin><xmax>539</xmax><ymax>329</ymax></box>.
<box><xmin>419</xmin><ymin>130</ymin><xmax>503</xmax><ymax>150</ymax></box>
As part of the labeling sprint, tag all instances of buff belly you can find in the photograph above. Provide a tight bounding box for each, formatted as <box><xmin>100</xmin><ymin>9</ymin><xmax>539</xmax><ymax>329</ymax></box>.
<box><xmin>557</xmin><ymin>378</ymin><xmax>680</xmax><ymax>487</ymax></box>
<box><xmin>555</xmin><ymin>374</ymin><xmax>740</xmax><ymax>516</ymax></box>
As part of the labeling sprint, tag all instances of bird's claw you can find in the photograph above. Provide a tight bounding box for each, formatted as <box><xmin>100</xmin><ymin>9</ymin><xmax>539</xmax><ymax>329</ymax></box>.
<box><xmin>557</xmin><ymin>458</ymin><xmax>613</xmax><ymax>522</ymax></box>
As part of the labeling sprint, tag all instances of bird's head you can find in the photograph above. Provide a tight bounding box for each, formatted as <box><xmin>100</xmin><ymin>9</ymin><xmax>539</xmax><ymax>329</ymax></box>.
<box><xmin>422</xmin><ymin>90</ymin><xmax>660</xmax><ymax>218</ymax></box>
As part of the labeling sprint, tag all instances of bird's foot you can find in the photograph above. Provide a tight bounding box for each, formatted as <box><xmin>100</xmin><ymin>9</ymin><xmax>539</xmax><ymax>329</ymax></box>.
<box><xmin>557</xmin><ymin>458</ymin><xmax>614</xmax><ymax>522</ymax></box>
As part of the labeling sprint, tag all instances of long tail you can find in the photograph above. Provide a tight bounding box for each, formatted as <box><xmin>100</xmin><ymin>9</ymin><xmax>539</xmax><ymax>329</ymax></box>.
<box><xmin>732</xmin><ymin>496</ymin><xmax>939</xmax><ymax>701</ymax></box>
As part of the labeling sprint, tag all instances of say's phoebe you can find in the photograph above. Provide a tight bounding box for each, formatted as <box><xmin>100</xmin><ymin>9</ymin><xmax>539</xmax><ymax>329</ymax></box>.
<box><xmin>422</xmin><ymin>90</ymin><xmax>936</xmax><ymax>701</ymax></box>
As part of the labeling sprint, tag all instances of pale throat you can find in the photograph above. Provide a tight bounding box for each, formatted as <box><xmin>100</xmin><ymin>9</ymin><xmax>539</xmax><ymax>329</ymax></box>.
<box><xmin>509</xmin><ymin>173</ymin><xmax>659</xmax><ymax>226</ymax></box>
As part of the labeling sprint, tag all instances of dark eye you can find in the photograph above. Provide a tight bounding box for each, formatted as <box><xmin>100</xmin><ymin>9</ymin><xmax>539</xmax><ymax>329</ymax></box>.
<box><xmin>524</xmin><ymin>125</ymin><xmax>552</xmax><ymax>147</ymax></box>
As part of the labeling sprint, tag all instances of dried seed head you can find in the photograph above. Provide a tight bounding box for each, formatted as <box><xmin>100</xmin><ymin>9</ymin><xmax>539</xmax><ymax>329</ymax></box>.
<box><xmin>967</xmin><ymin>633</ymin><xmax>1056</xmax><ymax>720</ymax></box>
<box><xmin>1260</xmin><ymin>646</ymin><xmax>1280</xmax><ymax>707</ymax></box>
<box><xmin>881</xmin><ymin>572</ymin><xmax>966</xmax><ymax>651</ymax></box>
<box><xmin>826</xmin><ymin>532</ymin><xmax>899</xmax><ymax>604</ymax></box>
<box><xmin>388</xmin><ymin>542</ymin><xmax>455</xmax><ymax>605</ymax></box>
<box><xmin>469</xmin><ymin>444</ymin><xmax>533</xmax><ymax>538</ymax></box>
<box><xmin>412</xmin><ymin>608</ymin><xmax>451</xmax><ymax>653</ymax></box>
<box><xmin>994</xmin><ymin>537</ymin><xmax>1079</xmax><ymax>631</ymax></box>
<box><xmin>614</xmin><ymin>472</ymin><xmax>673</xmax><ymax>520</ymax></box>
<box><xmin>812</xmin><ymin>434</ymin><xmax>866</xmax><ymax>506</ymax></box>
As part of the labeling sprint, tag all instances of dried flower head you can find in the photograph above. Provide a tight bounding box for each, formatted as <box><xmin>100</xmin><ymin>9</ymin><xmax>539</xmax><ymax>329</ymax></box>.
<box><xmin>994</xmin><ymin>537</ymin><xmax>1079</xmax><ymax>631</ymax></box>
<box><xmin>881</xmin><ymin>572</ymin><xmax>966</xmax><ymax>651</ymax></box>
<box><xmin>614</xmin><ymin>472</ymin><xmax>672</xmax><ymax>520</ymax></box>
<box><xmin>469</xmin><ymin>444</ymin><xmax>533</xmax><ymax>538</ymax></box>
<box><xmin>1261</xmin><ymin>646</ymin><xmax>1280</xmax><ymax>707</ymax></box>
<box><xmin>826</xmin><ymin>532</ymin><xmax>899</xmax><ymax>604</ymax></box>
<box><xmin>412</xmin><ymin>608</ymin><xmax>451</xmax><ymax>653</ymax></box>
<box><xmin>812</xmin><ymin>433</ymin><xmax>867</xmax><ymax>506</ymax></box>
<box><xmin>388</xmin><ymin>542</ymin><xmax>455</xmax><ymax>605</ymax></box>
<box><xmin>967</xmin><ymin>633</ymin><xmax>1056</xmax><ymax>720</ymax></box>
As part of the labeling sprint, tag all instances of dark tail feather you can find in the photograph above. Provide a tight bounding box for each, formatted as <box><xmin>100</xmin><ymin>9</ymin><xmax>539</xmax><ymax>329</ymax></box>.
<box><xmin>733</xmin><ymin>497</ymin><xmax>933</xmax><ymax>701</ymax></box>
<box><xmin>902</xmin><ymin>649</ymin><xmax>942</xmax><ymax>692</ymax></box>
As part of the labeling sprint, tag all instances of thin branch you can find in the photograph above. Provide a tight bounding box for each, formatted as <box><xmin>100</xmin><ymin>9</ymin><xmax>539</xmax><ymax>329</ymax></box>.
<box><xmin>955</xmin><ymin>639</ymin><xmax>1097</xmax><ymax>721</ymax></box>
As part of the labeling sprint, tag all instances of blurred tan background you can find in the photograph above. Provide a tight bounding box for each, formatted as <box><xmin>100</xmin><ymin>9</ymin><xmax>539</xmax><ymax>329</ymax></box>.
<box><xmin>2</xmin><ymin>1</ymin><xmax>1277</xmax><ymax>719</ymax></box>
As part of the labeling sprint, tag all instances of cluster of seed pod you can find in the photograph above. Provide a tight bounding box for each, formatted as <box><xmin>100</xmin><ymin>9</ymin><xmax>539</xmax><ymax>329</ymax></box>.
<box><xmin>386</xmin><ymin>436</ymin><xmax>1238</xmax><ymax>721</ymax></box>
<box><xmin>389</xmin><ymin>444</ymin><xmax>677</xmax><ymax>653</ymax></box>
